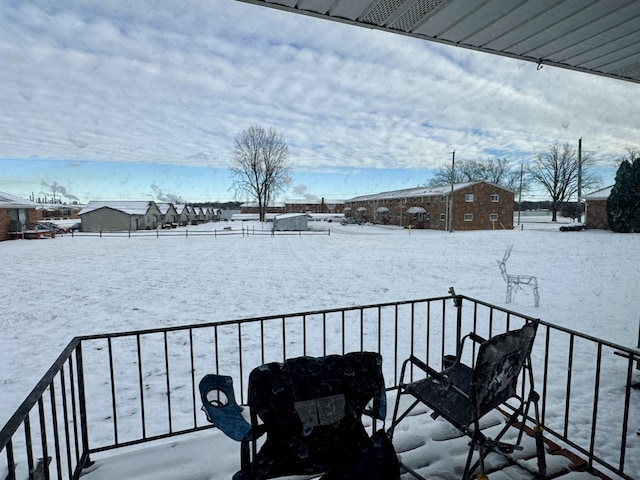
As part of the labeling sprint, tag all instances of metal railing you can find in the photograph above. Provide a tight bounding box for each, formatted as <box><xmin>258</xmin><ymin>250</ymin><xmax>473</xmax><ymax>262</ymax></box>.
<box><xmin>1</xmin><ymin>293</ymin><xmax>637</xmax><ymax>479</ymax></box>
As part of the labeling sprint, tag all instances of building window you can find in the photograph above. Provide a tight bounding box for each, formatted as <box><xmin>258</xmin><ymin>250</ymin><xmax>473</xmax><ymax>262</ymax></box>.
<box><xmin>490</xmin><ymin>194</ymin><xmax>500</xmax><ymax>202</ymax></box>
<box><xmin>440</xmin><ymin>213</ymin><xmax>446</xmax><ymax>221</ymax></box>
<box><xmin>440</xmin><ymin>195</ymin><xmax>447</xmax><ymax>202</ymax></box>
<box><xmin>489</xmin><ymin>213</ymin><xmax>499</xmax><ymax>222</ymax></box>
<box><xmin>465</xmin><ymin>194</ymin><xmax>474</xmax><ymax>202</ymax></box>
<box><xmin>464</xmin><ymin>213</ymin><xmax>473</xmax><ymax>221</ymax></box>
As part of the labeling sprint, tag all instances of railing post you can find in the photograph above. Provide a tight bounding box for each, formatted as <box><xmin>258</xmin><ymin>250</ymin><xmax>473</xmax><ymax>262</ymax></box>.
<box><xmin>73</xmin><ymin>342</ymin><xmax>94</xmax><ymax>475</ymax></box>
<box><xmin>449</xmin><ymin>287</ymin><xmax>463</xmax><ymax>355</ymax></box>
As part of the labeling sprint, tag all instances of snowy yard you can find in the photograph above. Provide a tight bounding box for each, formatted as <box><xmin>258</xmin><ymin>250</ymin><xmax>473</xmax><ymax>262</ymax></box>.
<box><xmin>1</xmin><ymin>219</ymin><xmax>639</xmax><ymax>479</ymax></box>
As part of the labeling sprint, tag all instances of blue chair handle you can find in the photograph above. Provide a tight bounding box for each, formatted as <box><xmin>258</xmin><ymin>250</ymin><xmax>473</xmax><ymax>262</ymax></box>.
<box><xmin>199</xmin><ymin>374</ymin><xmax>251</xmax><ymax>442</ymax></box>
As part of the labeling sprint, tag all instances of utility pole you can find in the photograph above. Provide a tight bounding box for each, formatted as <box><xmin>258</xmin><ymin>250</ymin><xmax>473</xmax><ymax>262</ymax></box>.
<box><xmin>449</xmin><ymin>151</ymin><xmax>455</xmax><ymax>233</ymax></box>
<box><xmin>517</xmin><ymin>163</ymin><xmax>524</xmax><ymax>226</ymax></box>
<box><xmin>577</xmin><ymin>138</ymin><xmax>583</xmax><ymax>223</ymax></box>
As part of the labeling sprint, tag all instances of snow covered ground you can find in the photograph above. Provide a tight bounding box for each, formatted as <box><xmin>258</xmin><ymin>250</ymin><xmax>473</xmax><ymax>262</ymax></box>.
<box><xmin>1</xmin><ymin>218</ymin><xmax>639</xmax><ymax>478</ymax></box>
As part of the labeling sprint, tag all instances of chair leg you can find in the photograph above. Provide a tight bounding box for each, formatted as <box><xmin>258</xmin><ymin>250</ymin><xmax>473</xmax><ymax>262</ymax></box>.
<box><xmin>463</xmin><ymin>431</ymin><xmax>482</xmax><ymax>480</ymax></box>
<box><xmin>387</xmin><ymin>396</ymin><xmax>420</xmax><ymax>439</ymax></box>
<box><xmin>534</xmin><ymin>425</ymin><xmax>547</xmax><ymax>479</ymax></box>
<box><xmin>386</xmin><ymin>390</ymin><xmax>425</xmax><ymax>480</ymax></box>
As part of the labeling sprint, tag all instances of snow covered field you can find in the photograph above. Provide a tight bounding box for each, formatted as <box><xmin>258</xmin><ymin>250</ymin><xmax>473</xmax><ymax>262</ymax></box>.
<box><xmin>1</xmin><ymin>219</ymin><xmax>639</xmax><ymax>478</ymax></box>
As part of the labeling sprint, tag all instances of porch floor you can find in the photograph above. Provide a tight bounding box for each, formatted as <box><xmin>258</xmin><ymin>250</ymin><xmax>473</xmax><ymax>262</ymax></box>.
<box><xmin>80</xmin><ymin>402</ymin><xmax>614</xmax><ymax>480</ymax></box>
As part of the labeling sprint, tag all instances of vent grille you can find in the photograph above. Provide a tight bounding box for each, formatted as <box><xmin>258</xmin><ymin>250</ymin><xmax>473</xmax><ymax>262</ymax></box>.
<box><xmin>361</xmin><ymin>0</ymin><xmax>406</xmax><ymax>26</ymax></box>
<box><xmin>390</xmin><ymin>0</ymin><xmax>446</xmax><ymax>32</ymax></box>
<box><xmin>610</xmin><ymin>63</ymin><xmax>640</xmax><ymax>81</ymax></box>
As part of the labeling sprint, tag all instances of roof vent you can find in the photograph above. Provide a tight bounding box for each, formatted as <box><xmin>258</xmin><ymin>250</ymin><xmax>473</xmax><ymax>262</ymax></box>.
<box><xmin>361</xmin><ymin>0</ymin><xmax>406</xmax><ymax>26</ymax></box>
<box><xmin>390</xmin><ymin>0</ymin><xmax>446</xmax><ymax>32</ymax></box>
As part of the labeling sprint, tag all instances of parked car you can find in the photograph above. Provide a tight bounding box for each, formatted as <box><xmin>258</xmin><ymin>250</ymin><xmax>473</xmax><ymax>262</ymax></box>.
<box><xmin>341</xmin><ymin>217</ymin><xmax>365</xmax><ymax>225</ymax></box>
<box><xmin>35</xmin><ymin>222</ymin><xmax>67</xmax><ymax>233</ymax></box>
<box><xmin>69</xmin><ymin>222</ymin><xmax>81</xmax><ymax>232</ymax></box>
<box><xmin>559</xmin><ymin>224</ymin><xmax>585</xmax><ymax>232</ymax></box>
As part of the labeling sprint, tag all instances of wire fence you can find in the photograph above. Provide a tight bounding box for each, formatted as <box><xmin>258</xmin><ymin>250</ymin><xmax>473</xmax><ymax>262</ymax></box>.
<box><xmin>69</xmin><ymin>226</ymin><xmax>331</xmax><ymax>238</ymax></box>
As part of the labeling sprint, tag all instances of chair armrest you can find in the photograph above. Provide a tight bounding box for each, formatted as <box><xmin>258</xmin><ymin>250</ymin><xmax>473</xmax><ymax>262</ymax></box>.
<box><xmin>364</xmin><ymin>385</ymin><xmax>387</xmax><ymax>421</ymax></box>
<box><xmin>245</xmin><ymin>423</ymin><xmax>267</xmax><ymax>441</ymax></box>
<box><xmin>452</xmin><ymin>332</ymin><xmax>487</xmax><ymax>363</ymax></box>
<box><xmin>468</xmin><ymin>332</ymin><xmax>487</xmax><ymax>344</ymax></box>
<box><xmin>403</xmin><ymin>355</ymin><xmax>447</xmax><ymax>382</ymax></box>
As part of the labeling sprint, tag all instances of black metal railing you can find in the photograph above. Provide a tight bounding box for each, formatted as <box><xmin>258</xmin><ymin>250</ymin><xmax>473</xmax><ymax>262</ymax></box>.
<box><xmin>0</xmin><ymin>340</ymin><xmax>89</xmax><ymax>480</ymax></box>
<box><xmin>1</xmin><ymin>294</ymin><xmax>637</xmax><ymax>479</ymax></box>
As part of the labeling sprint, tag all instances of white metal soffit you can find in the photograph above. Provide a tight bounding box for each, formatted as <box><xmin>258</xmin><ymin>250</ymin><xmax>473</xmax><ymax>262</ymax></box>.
<box><xmin>234</xmin><ymin>0</ymin><xmax>640</xmax><ymax>84</ymax></box>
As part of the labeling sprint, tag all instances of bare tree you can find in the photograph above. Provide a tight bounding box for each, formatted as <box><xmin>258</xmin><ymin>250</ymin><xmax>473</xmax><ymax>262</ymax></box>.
<box><xmin>427</xmin><ymin>158</ymin><xmax>527</xmax><ymax>192</ymax></box>
<box><xmin>230</xmin><ymin>125</ymin><xmax>292</xmax><ymax>222</ymax></box>
<box><xmin>526</xmin><ymin>143</ymin><xmax>601</xmax><ymax>222</ymax></box>
<box><xmin>615</xmin><ymin>146</ymin><xmax>640</xmax><ymax>166</ymax></box>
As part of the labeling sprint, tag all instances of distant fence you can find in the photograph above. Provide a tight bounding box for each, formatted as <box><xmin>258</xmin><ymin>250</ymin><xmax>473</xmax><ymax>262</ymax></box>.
<box><xmin>1</xmin><ymin>294</ymin><xmax>638</xmax><ymax>479</ymax></box>
<box><xmin>70</xmin><ymin>226</ymin><xmax>330</xmax><ymax>238</ymax></box>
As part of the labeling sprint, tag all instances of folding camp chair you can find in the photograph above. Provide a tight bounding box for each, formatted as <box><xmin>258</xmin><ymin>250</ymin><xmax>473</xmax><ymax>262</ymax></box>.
<box><xmin>200</xmin><ymin>352</ymin><xmax>398</xmax><ymax>480</ymax></box>
<box><xmin>388</xmin><ymin>321</ymin><xmax>545</xmax><ymax>480</ymax></box>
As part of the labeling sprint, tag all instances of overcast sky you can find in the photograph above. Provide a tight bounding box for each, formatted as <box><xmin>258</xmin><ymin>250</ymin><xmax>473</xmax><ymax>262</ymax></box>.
<box><xmin>1</xmin><ymin>0</ymin><xmax>638</xmax><ymax>203</ymax></box>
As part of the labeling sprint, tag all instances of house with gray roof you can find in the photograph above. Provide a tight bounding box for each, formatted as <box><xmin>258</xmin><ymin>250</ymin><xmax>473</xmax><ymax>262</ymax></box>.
<box><xmin>157</xmin><ymin>203</ymin><xmax>179</xmax><ymax>228</ymax></box>
<box><xmin>79</xmin><ymin>201</ymin><xmax>161</xmax><ymax>232</ymax></box>
<box><xmin>192</xmin><ymin>206</ymin><xmax>206</xmax><ymax>224</ymax></box>
<box><xmin>174</xmin><ymin>204</ymin><xmax>190</xmax><ymax>226</ymax></box>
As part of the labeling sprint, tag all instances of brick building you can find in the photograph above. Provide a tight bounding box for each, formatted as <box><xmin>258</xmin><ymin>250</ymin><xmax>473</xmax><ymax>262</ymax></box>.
<box><xmin>345</xmin><ymin>182</ymin><xmax>514</xmax><ymax>230</ymax></box>
<box><xmin>584</xmin><ymin>186</ymin><xmax>613</xmax><ymax>230</ymax></box>
<box><xmin>0</xmin><ymin>191</ymin><xmax>39</xmax><ymax>241</ymax></box>
<box><xmin>34</xmin><ymin>203</ymin><xmax>82</xmax><ymax>222</ymax></box>
<box><xmin>284</xmin><ymin>198</ymin><xmax>345</xmax><ymax>214</ymax></box>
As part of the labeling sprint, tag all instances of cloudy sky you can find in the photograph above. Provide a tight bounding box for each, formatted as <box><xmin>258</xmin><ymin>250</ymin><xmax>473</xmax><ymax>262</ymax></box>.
<box><xmin>1</xmin><ymin>0</ymin><xmax>638</xmax><ymax>204</ymax></box>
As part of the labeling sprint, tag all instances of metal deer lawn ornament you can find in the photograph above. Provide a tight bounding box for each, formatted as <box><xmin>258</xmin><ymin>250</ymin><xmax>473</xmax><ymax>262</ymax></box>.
<box><xmin>498</xmin><ymin>245</ymin><xmax>540</xmax><ymax>307</ymax></box>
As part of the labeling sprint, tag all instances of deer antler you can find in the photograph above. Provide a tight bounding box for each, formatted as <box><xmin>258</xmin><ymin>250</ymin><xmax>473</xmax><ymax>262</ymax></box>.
<box><xmin>502</xmin><ymin>245</ymin><xmax>513</xmax><ymax>263</ymax></box>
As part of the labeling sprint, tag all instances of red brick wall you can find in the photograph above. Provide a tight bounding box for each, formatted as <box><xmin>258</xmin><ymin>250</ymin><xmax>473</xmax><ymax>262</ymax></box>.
<box><xmin>586</xmin><ymin>200</ymin><xmax>610</xmax><ymax>229</ymax></box>
<box><xmin>0</xmin><ymin>208</ymin><xmax>38</xmax><ymax>241</ymax></box>
<box><xmin>451</xmin><ymin>183</ymin><xmax>514</xmax><ymax>231</ymax></box>
<box><xmin>0</xmin><ymin>209</ymin><xmax>10</xmax><ymax>241</ymax></box>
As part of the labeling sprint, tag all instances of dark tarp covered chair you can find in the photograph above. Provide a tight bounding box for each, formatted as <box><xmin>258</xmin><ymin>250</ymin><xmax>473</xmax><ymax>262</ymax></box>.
<box><xmin>200</xmin><ymin>352</ymin><xmax>399</xmax><ymax>480</ymax></box>
<box><xmin>388</xmin><ymin>321</ymin><xmax>545</xmax><ymax>480</ymax></box>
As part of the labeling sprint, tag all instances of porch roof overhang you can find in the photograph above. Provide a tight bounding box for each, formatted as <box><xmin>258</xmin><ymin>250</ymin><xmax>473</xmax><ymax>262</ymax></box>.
<box><xmin>407</xmin><ymin>206</ymin><xmax>427</xmax><ymax>214</ymax></box>
<box><xmin>234</xmin><ymin>0</ymin><xmax>640</xmax><ymax>85</ymax></box>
